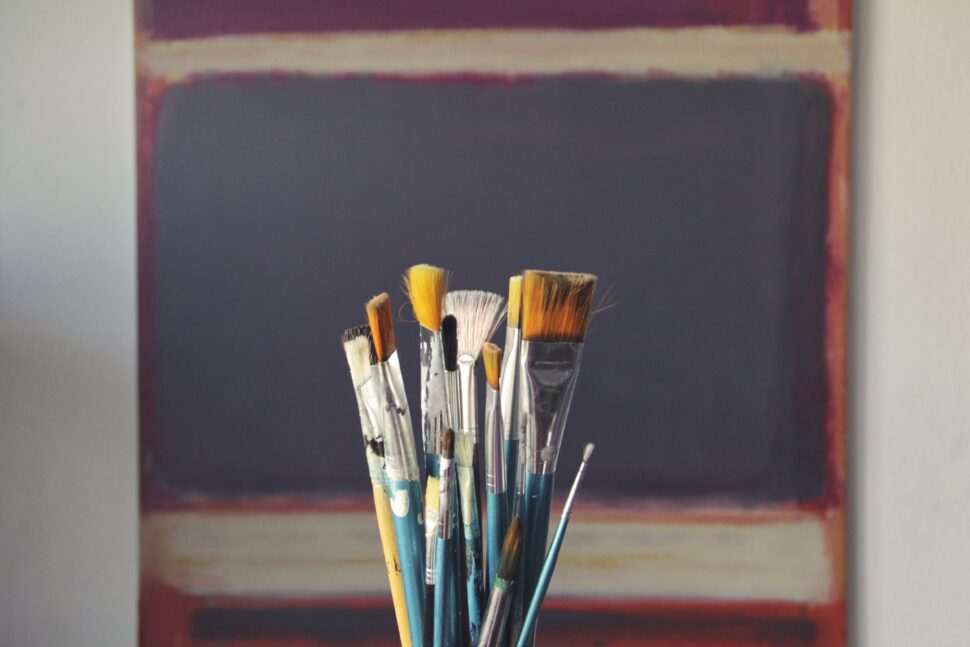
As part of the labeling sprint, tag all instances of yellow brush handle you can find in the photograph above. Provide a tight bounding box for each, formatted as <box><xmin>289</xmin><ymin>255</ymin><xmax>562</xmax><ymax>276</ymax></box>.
<box><xmin>373</xmin><ymin>483</ymin><xmax>412</xmax><ymax>647</ymax></box>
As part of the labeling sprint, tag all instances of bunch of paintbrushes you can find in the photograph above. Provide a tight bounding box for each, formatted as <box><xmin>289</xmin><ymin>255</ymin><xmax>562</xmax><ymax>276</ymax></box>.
<box><xmin>341</xmin><ymin>265</ymin><xmax>598</xmax><ymax>647</ymax></box>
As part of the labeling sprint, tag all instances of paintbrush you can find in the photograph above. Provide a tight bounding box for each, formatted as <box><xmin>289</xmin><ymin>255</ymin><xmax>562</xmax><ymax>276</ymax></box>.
<box><xmin>405</xmin><ymin>264</ymin><xmax>450</xmax><ymax>478</ymax></box>
<box><xmin>500</xmin><ymin>276</ymin><xmax>522</xmax><ymax>510</ymax></box>
<box><xmin>444</xmin><ymin>290</ymin><xmax>506</xmax><ymax>645</ymax></box>
<box><xmin>441</xmin><ymin>316</ymin><xmax>466</xmax><ymax>647</ymax></box>
<box><xmin>366</xmin><ymin>293</ymin><xmax>426</xmax><ymax>647</ymax></box>
<box><xmin>433</xmin><ymin>429</ymin><xmax>457</xmax><ymax>647</ymax></box>
<box><xmin>513</xmin><ymin>270</ymin><xmax>596</xmax><ymax>647</ymax></box>
<box><xmin>515</xmin><ymin>444</ymin><xmax>595</xmax><ymax>647</ymax></box>
<box><xmin>341</xmin><ymin>325</ymin><xmax>412</xmax><ymax>647</ymax></box>
<box><xmin>482</xmin><ymin>341</ymin><xmax>507</xmax><ymax>593</ymax></box>
<box><xmin>477</xmin><ymin>517</ymin><xmax>523</xmax><ymax>647</ymax></box>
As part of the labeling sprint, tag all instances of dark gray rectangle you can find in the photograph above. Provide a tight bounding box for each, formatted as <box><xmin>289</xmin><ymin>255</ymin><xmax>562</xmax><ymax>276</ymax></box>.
<box><xmin>146</xmin><ymin>75</ymin><xmax>831</xmax><ymax>501</ymax></box>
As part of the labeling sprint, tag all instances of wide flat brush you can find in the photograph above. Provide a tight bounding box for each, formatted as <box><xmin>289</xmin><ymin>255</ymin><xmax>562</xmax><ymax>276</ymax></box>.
<box><xmin>405</xmin><ymin>263</ymin><xmax>449</xmax><ymax>478</ymax></box>
<box><xmin>444</xmin><ymin>290</ymin><xmax>506</xmax><ymax>645</ymax></box>
<box><xmin>513</xmin><ymin>270</ymin><xmax>596</xmax><ymax>647</ymax></box>
<box><xmin>515</xmin><ymin>445</ymin><xmax>595</xmax><ymax>647</ymax></box>
<box><xmin>482</xmin><ymin>341</ymin><xmax>507</xmax><ymax>593</ymax></box>
<box><xmin>341</xmin><ymin>325</ymin><xmax>412</xmax><ymax>647</ymax></box>
<box><xmin>367</xmin><ymin>293</ymin><xmax>426</xmax><ymax>647</ymax></box>
<box><xmin>478</xmin><ymin>517</ymin><xmax>523</xmax><ymax>647</ymax></box>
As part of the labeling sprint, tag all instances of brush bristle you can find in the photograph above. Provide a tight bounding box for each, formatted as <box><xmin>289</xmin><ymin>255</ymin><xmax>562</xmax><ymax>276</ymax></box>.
<box><xmin>482</xmin><ymin>342</ymin><xmax>502</xmax><ymax>390</ymax></box>
<box><xmin>341</xmin><ymin>325</ymin><xmax>375</xmax><ymax>387</ymax></box>
<box><xmin>441</xmin><ymin>315</ymin><xmax>458</xmax><ymax>371</ymax></box>
<box><xmin>365</xmin><ymin>293</ymin><xmax>396</xmax><ymax>361</ymax></box>
<box><xmin>405</xmin><ymin>264</ymin><xmax>449</xmax><ymax>331</ymax></box>
<box><xmin>444</xmin><ymin>290</ymin><xmax>506</xmax><ymax>359</ymax></box>
<box><xmin>583</xmin><ymin>443</ymin><xmax>595</xmax><ymax>462</ymax></box>
<box><xmin>521</xmin><ymin>270</ymin><xmax>597</xmax><ymax>343</ymax></box>
<box><xmin>441</xmin><ymin>428</ymin><xmax>455</xmax><ymax>459</ymax></box>
<box><xmin>507</xmin><ymin>276</ymin><xmax>522</xmax><ymax>329</ymax></box>
<box><xmin>497</xmin><ymin>516</ymin><xmax>523</xmax><ymax>581</ymax></box>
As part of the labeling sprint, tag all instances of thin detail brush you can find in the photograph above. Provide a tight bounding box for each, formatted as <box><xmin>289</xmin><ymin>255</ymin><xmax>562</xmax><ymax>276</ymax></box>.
<box><xmin>444</xmin><ymin>290</ymin><xmax>506</xmax><ymax>645</ymax></box>
<box><xmin>482</xmin><ymin>342</ymin><xmax>507</xmax><ymax>593</ymax></box>
<box><xmin>478</xmin><ymin>517</ymin><xmax>523</xmax><ymax>647</ymax></box>
<box><xmin>342</xmin><ymin>326</ymin><xmax>412</xmax><ymax>647</ymax></box>
<box><xmin>500</xmin><ymin>276</ymin><xmax>522</xmax><ymax>509</ymax></box>
<box><xmin>433</xmin><ymin>430</ymin><xmax>457</xmax><ymax>647</ymax></box>
<box><xmin>514</xmin><ymin>270</ymin><xmax>596</xmax><ymax>647</ymax></box>
<box><xmin>367</xmin><ymin>293</ymin><xmax>426</xmax><ymax>647</ymax></box>
<box><xmin>515</xmin><ymin>445</ymin><xmax>595</xmax><ymax>647</ymax></box>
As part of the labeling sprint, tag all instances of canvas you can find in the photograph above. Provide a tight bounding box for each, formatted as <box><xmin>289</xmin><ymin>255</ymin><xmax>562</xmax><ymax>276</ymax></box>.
<box><xmin>136</xmin><ymin>2</ymin><xmax>851</xmax><ymax>645</ymax></box>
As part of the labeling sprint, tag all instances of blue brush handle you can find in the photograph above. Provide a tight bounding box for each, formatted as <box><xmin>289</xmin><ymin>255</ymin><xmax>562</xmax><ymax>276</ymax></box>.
<box><xmin>390</xmin><ymin>478</ymin><xmax>427</xmax><ymax>647</ymax></box>
<box><xmin>486</xmin><ymin>490</ymin><xmax>508</xmax><ymax>592</ymax></box>
<box><xmin>463</xmin><ymin>514</ymin><xmax>485</xmax><ymax>644</ymax></box>
<box><xmin>519</xmin><ymin>471</ymin><xmax>554</xmax><ymax>647</ymax></box>
<box><xmin>504</xmin><ymin>439</ymin><xmax>518</xmax><ymax>511</ymax></box>
<box><xmin>515</xmin><ymin>510</ymin><xmax>569</xmax><ymax>647</ymax></box>
<box><xmin>432</xmin><ymin>533</ymin><xmax>450</xmax><ymax>647</ymax></box>
<box><xmin>426</xmin><ymin>452</ymin><xmax>440</xmax><ymax>479</ymax></box>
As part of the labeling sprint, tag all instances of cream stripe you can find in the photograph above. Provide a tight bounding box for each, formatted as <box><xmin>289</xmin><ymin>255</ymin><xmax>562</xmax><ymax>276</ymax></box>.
<box><xmin>139</xmin><ymin>29</ymin><xmax>850</xmax><ymax>81</ymax></box>
<box><xmin>141</xmin><ymin>510</ymin><xmax>834</xmax><ymax>602</ymax></box>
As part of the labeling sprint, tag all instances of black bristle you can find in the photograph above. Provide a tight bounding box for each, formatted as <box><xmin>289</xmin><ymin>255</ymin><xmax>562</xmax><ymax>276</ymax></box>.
<box><xmin>442</xmin><ymin>314</ymin><xmax>458</xmax><ymax>371</ymax></box>
<box><xmin>341</xmin><ymin>324</ymin><xmax>371</xmax><ymax>344</ymax></box>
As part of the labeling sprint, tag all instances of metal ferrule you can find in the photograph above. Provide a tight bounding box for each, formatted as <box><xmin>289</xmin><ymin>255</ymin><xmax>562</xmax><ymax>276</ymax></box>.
<box><xmin>518</xmin><ymin>340</ymin><xmax>585</xmax><ymax>476</ymax></box>
<box><xmin>484</xmin><ymin>386</ymin><xmax>505</xmax><ymax>494</ymax></box>
<box><xmin>356</xmin><ymin>372</ymin><xmax>385</xmax><ymax>486</ymax></box>
<box><xmin>499</xmin><ymin>326</ymin><xmax>521</xmax><ymax>441</ymax></box>
<box><xmin>445</xmin><ymin>369</ymin><xmax>461</xmax><ymax>433</ymax></box>
<box><xmin>562</xmin><ymin>460</ymin><xmax>589</xmax><ymax>520</ymax></box>
<box><xmin>425</xmin><ymin>491</ymin><xmax>439</xmax><ymax>585</ymax></box>
<box><xmin>419</xmin><ymin>326</ymin><xmax>448</xmax><ymax>457</ymax></box>
<box><xmin>478</xmin><ymin>578</ymin><xmax>514</xmax><ymax>647</ymax></box>
<box><xmin>437</xmin><ymin>457</ymin><xmax>454</xmax><ymax>540</ymax></box>
<box><xmin>457</xmin><ymin>356</ymin><xmax>478</xmax><ymax>442</ymax></box>
<box><xmin>375</xmin><ymin>351</ymin><xmax>420</xmax><ymax>482</ymax></box>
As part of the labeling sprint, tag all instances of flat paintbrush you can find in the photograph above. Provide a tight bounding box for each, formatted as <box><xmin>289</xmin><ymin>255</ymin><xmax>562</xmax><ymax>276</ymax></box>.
<box><xmin>341</xmin><ymin>325</ymin><xmax>412</xmax><ymax>647</ymax></box>
<box><xmin>482</xmin><ymin>341</ymin><xmax>507</xmax><ymax>593</ymax></box>
<box><xmin>500</xmin><ymin>276</ymin><xmax>522</xmax><ymax>510</ymax></box>
<box><xmin>367</xmin><ymin>293</ymin><xmax>426</xmax><ymax>647</ymax></box>
<box><xmin>515</xmin><ymin>445</ymin><xmax>595</xmax><ymax>647</ymax></box>
<box><xmin>445</xmin><ymin>290</ymin><xmax>506</xmax><ymax>645</ymax></box>
<box><xmin>478</xmin><ymin>517</ymin><xmax>523</xmax><ymax>647</ymax></box>
<box><xmin>514</xmin><ymin>270</ymin><xmax>597</xmax><ymax>647</ymax></box>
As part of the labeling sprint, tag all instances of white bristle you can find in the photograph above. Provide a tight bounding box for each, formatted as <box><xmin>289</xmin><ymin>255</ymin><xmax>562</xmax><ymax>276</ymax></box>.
<box><xmin>343</xmin><ymin>336</ymin><xmax>373</xmax><ymax>388</ymax></box>
<box><xmin>583</xmin><ymin>443</ymin><xmax>595</xmax><ymax>462</ymax></box>
<box><xmin>444</xmin><ymin>290</ymin><xmax>507</xmax><ymax>359</ymax></box>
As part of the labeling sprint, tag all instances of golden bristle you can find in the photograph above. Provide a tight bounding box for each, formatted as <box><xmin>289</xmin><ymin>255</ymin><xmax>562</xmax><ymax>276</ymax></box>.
<box><xmin>366</xmin><ymin>293</ymin><xmax>396</xmax><ymax>361</ymax></box>
<box><xmin>482</xmin><ymin>342</ymin><xmax>502</xmax><ymax>390</ymax></box>
<box><xmin>507</xmin><ymin>275</ymin><xmax>522</xmax><ymax>329</ymax></box>
<box><xmin>521</xmin><ymin>270</ymin><xmax>598</xmax><ymax>343</ymax></box>
<box><xmin>404</xmin><ymin>264</ymin><xmax>449</xmax><ymax>331</ymax></box>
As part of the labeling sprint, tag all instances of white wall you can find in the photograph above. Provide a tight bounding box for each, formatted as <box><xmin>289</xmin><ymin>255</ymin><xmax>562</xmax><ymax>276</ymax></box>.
<box><xmin>0</xmin><ymin>0</ymin><xmax>968</xmax><ymax>645</ymax></box>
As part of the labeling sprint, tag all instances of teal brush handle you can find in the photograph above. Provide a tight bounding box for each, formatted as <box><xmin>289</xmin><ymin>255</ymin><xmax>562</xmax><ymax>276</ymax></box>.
<box><xmin>504</xmin><ymin>439</ymin><xmax>517</xmax><ymax>511</ymax></box>
<box><xmin>426</xmin><ymin>452</ymin><xmax>440</xmax><ymax>479</ymax></box>
<box><xmin>390</xmin><ymin>478</ymin><xmax>426</xmax><ymax>647</ymax></box>
<box><xmin>507</xmin><ymin>476</ymin><xmax>533</xmax><ymax>646</ymax></box>
<box><xmin>515</xmin><ymin>512</ymin><xmax>568</xmax><ymax>647</ymax></box>
<box><xmin>432</xmin><ymin>533</ymin><xmax>451</xmax><ymax>647</ymax></box>
<box><xmin>462</xmin><ymin>512</ymin><xmax>485</xmax><ymax>644</ymax></box>
<box><xmin>486</xmin><ymin>490</ymin><xmax>508</xmax><ymax>592</ymax></box>
<box><xmin>519</xmin><ymin>471</ymin><xmax>554</xmax><ymax>647</ymax></box>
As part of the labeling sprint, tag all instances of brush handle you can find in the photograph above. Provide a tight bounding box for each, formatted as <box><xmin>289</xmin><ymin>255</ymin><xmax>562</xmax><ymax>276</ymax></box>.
<box><xmin>373</xmin><ymin>483</ymin><xmax>413</xmax><ymax>647</ymax></box>
<box><xmin>515</xmin><ymin>512</ymin><xmax>569</xmax><ymax>647</ymax></box>
<box><xmin>389</xmin><ymin>478</ymin><xmax>427</xmax><ymax>647</ymax></box>
<box><xmin>504</xmin><ymin>439</ymin><xmax>518</xmax><ymax>512</ymax></box>
<box><xmin>432</xmin><ymin>533</ymin><xmax>451</xmax><ymax>647</ymax></box>
<box><xmin>486</xmin><ymin>491</ymin><xmax>508</xmax><ymax>593</ymax></box>
<box><xmin>457</xmin><ymin>464</ymin><xmax>485</xmax><ymax>644</ymax></box>
<box><xmin>519</xmin><ymin>471</ymin><xmax>555</xmax><ymax>647</ymax></box>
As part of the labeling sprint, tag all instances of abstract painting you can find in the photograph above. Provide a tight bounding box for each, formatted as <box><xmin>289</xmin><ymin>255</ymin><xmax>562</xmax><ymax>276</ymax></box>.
<box><xmin>137</xmin><ymin>2</ymin><xmax>851</xmax><ymax>645</ymax></box>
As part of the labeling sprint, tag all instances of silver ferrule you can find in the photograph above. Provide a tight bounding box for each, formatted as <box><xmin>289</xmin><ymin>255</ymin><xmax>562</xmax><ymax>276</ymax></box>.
<box><xmin>445</xmin><ymin>369</ymin><xmax>461</xmax><ymax>432</ymax></box>
<box><xmin>419</xmin><ymin>326</ymin><xmax>448</xmax><ymax>456</ymax></box>
<box><xmin>518</xmin><ymin>340</ymin><xmax>585</xmax><ymax>475</ymax></box>
<box><xmin>484</xmin><ymin>386</ymin><xmax>505</xmax><ymax>494</ymax></box>
<box><xmin>499</xmin><ymin>326</ymin><xmax>521</xmax><ymax>441</ymax></box>
<box><xmin>437</xmin><ymin>456</ymin><xmax>454</xmax><ymax>540</ymax></box>
<box><xmin>478</xmin><ymin>579</ymin><xmax>514</xmax><ymax>647</ymax></box>
<box><xmin>562</xmin><ymin>460</ymin><xmax>589</xmax><ymax>520</ymax></box>
<box><xmin>457</xmin><ymin>356</ymin><xmax>478</xmax><ymax>442</ymax></box>
<box><xmin>357</xmin><ymin>372</ymin><xmax>386</xmax><ymax>486</ymax></box>
<box><xmin>424</xmin><ymin>489</ymin><xmax>439</xmax><ymax>584</ymax></box>
<box><xmin>375</xmin><ymin>351</ymin><xmax>420</xmax><ymax>482</ymax></box>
